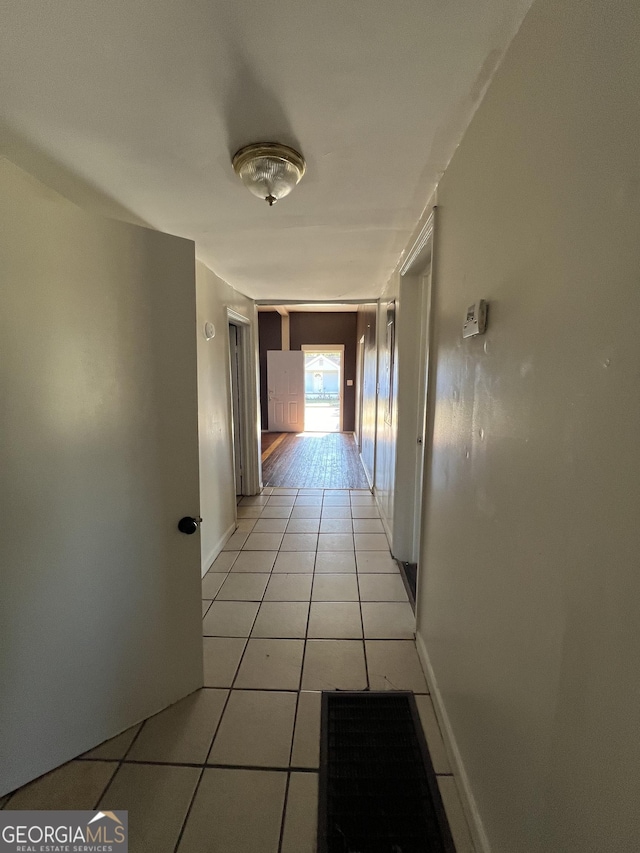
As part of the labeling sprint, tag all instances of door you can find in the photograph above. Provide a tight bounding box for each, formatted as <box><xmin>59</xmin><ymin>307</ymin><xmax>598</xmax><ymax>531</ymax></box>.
<box><xmin>267</xmin><ymin>350</ymin><xmax>305</xmax><ymax>432</ymax></box>
<box><xmin>229</xmin><ymin>323</ymin><xmax>243</xmax><ymax>495</ymax></box>
<box><xmin>359</xmin><ymin>305</ymin><xmax>378</xmax><ymax>485</ymax></box>
<box><xmin>0</xmin><ymin>160</ymin><xmax>203</xmax><ymax>796</ymax></box>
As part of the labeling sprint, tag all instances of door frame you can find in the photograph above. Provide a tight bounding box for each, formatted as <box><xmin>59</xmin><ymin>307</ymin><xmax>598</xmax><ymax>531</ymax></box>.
<box><xmin>392</xmin><ymin>209</ymin><xmax>436</xmax><ymax>582</ymax></box>
<box><xmin>301</xmin><ymin>343</ymin><xmax>345</xmax><ymax>432</ymax></box>
<box><xmin>228</xmin><ymin>322</ymin><xmax>244</xmax><ymax>495</ymax></box>
<box><xmin>226</xmin><ymin>308</ymin><xmax>261</xmax><ymax>495</ymax></box>
<box><xmin>356</xmin><ymin>334</ymin><xmax>365</xmax><ymax>450</ymax></box>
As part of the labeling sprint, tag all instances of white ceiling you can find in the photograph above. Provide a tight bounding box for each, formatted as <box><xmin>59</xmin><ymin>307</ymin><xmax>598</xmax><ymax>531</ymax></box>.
<box><xmin>0</xmin><ymin>0</ymin><xmax>532</xmax><ymax>301</ymax></box>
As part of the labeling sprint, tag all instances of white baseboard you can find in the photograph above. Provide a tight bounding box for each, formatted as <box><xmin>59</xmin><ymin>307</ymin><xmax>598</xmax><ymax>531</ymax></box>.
<box><xmin>415</xmin><ymin>632</ymin><xmax>491</xmax><ymax>853</ymax></box>
<box><xmin>373</xmin><ymin>488</ymin><xmax>394</xmax><ymax>551</ymax></box>
<box><xmin>359</xmin><ymin>453</ymin><xmax>374</xmax><ymax>490</ymax></box>
<box><xmin>201</xmin><ymin>520</ymin><xmax>236</xmax><ymax>577</ymax></box>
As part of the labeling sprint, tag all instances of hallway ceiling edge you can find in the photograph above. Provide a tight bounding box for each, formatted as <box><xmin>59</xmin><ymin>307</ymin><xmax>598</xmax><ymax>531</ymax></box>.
<box><xmin>0</xmin><ymin>0</ymin><xmax>533</xmax><ymax>300</ymax></box>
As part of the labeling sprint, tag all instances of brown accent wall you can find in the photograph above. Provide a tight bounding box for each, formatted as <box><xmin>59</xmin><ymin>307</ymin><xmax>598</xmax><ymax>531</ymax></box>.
<box><xmin>289</xmin><ymin>312</ymin><xmax>358</xmax><ymax>432</ymax></box>
<box><xmin>258</xmin><ymin>311</ymin><xmax>281</xmax><ymax>430</ymax></box>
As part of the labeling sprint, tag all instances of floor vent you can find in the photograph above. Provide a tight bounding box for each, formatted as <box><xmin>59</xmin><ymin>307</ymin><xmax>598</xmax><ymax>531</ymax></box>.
<box><xmin>319</xmin><ymin>692</ymin><xmax>455</xmax><ymax>853</ymax></box>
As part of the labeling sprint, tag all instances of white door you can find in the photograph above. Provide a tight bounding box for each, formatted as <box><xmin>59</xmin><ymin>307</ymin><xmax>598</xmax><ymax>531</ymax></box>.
<box><xmin>229</xmin><ymin>323</ymin><xmax>243</xmax><ymax>495</ymax></box>
<box><xmin>267</xmin><ymin>350</ymin><xmax>305</xmax><ymax>432</ymax></box>
<box><xmin>0</xmin><ymin>160</ymin><xmax>203</xmax><ymax>796</ymax></box>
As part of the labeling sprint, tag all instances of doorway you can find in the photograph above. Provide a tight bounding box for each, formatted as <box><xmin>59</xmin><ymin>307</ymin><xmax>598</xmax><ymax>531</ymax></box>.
<box><xmin>356</xmin><ymin>335</ymin><xmax>365</xmax><ymax>451</ymax></box>
<box><xmin>302</xmin><ymin>344</ymin><xmax>344</xmax><ymax>432</ymax></box>
<box><xmin>392</xmin><ymin>209</ymin><xmax>435</xmax><ymax>600</ymax></box>
<box><xmin>227</xmin><ymin>309</ymin><xmax>261</xmax><ymax>499</ymax></box>
<box><xmin>257</xmin><ymin>306</ymin><xmax>367</xmax><ymax>488</ymax></box>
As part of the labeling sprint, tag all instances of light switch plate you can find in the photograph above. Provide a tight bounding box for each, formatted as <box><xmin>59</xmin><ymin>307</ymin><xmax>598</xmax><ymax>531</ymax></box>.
<box><xmin>463</xmin><ymin>300</ymin><xmax>487</xmax><ymax>338</ymax></box>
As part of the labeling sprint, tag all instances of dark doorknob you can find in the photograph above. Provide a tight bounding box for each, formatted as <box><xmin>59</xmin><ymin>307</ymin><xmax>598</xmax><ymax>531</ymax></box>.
<box><xmin>178</xmin><ymin>516</ymin><xmax>202</xmax><ymax>535</ymax></box>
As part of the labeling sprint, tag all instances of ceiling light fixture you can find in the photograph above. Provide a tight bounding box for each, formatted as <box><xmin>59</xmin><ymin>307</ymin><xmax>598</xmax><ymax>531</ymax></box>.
<box><xmin>232</xmin><ymin>143</ymin><xmax>306</xmax><ymax>206</ymax></box>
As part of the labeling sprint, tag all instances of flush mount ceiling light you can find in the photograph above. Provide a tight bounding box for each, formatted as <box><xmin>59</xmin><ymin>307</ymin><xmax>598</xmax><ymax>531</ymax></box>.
<box><xmin>232</xmin><ymin>143</ymin><xmax>306</xmax><ymax>206</ymax></box>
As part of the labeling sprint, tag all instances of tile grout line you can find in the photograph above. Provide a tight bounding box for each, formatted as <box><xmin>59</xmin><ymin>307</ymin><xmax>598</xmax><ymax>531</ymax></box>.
<box><xmin>219</xmin><ymin>495</ymin><xmax>271</xmax><ymax>690</ymax></box>
<box><xmin>297</xmin><ymin>542</ymin><xmax>316</xmax><ymax>700</ymax></box>
<box><xmin>172</xmin><ymin>679</ymin><xmax>237</xmax><ymax>853</ymax></box>
<box><xmin>227</xmin><ymin>557</ymin><xmax>271</xmax><ymax>692</ymax></box>
<box><xmin>81</xmin><ymin>757</ymin><xmax>318</xmax><ymax>773</ymax></box>
<box><xmin>355</xmin><ymin>562</ymin><xmax>370</xmax><ymax>691</ymax></box>
<box><xmin>277</xmin><ymin>520</ymin><xmax>317</xmax><ymax>853</ymax></box>
<box><xmin>172</xmin><ymin>767</ymin><xmax>205</xmax><ymax>853</ymax></box>
<box><xmin>277</xmin><ymin>772</ymin><xmax>292</xmax><ymax>853</ymax></box>
<box><xmin>92</xmin><ymin>712</ymin><xmax>148</xmax><ymax>809</ymax></box>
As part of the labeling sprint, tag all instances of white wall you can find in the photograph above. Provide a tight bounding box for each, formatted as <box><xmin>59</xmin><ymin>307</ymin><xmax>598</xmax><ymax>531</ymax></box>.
<box><xmin>0</xmin><ymin>158</ymin><xmax>203</xmax><ymax>795</ymax></box>
<box><xmin>415</xmin><ymin>0</ymin><xmax>640</xmax><ymax>849</ymax></box>
<box><xmin>196</xmin><ymin>261</ymin><xmax>258</xmax><ymax>574</ymax></box>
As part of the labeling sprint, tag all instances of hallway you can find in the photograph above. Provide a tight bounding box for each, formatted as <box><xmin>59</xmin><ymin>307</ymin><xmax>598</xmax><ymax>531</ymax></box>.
<box><xmin>0</xmin><ymin>487</ymin><xmax>473</xmax><ymax>853</ymax></box>
<box><xmin>4</xmin><ymin>0</ymin><xmax>639</xmax><ymax>847</ymax></box>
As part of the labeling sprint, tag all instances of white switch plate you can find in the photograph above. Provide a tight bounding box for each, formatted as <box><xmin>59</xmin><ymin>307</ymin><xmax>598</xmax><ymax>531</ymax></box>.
<box><xmin>463</xmin><ymin>300</ymin><xmax>488</xmax><ymax>338</ymax></box>
<box><xmin>346</xmin><ymin>379</ymin><xmax>353</xmax><ymax>386</ymax></box>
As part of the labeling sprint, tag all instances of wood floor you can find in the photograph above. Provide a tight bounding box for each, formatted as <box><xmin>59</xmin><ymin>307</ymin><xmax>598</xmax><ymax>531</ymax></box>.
<box><xmin>261</xmin><ymin>432</ymin><xmax>370</xmax><ymax>489</ymax></box>
<box><xmin>260</xmin><ymin>431</ymin><xmax>286</xmax><ymax>459</ymax></box>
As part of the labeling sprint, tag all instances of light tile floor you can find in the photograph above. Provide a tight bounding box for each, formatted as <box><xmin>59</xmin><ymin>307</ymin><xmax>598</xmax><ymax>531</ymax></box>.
<box><xmin>1</xmin><ymin>488</ymin><xmax>474</xmax><ymax>853</ymax></box>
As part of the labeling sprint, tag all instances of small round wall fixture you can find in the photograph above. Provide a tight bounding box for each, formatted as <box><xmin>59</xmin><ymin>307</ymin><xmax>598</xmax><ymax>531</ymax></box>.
<box><xmin>232</xmin><ymin>142</ymin><xmax>306</xmax><ymax>206</ymax></box>
<box><xmin>204</xmin><ymin>322</ymin><xmax>216</xmax><ymax>341</ymax></box>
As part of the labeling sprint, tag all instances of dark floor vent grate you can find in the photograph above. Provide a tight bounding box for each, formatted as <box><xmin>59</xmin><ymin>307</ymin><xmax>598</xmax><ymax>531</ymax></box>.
<box><xmin>318</xmin><ymin>692</ymin><xmax>455</xmax><ymax>853</ymax></box>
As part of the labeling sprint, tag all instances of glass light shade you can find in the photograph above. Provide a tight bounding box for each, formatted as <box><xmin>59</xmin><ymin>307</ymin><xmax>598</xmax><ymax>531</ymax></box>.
<box><xmin>232</xmin><ymin>143</ymin><xmax>306</xmax><ymax>206</ymax></box>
